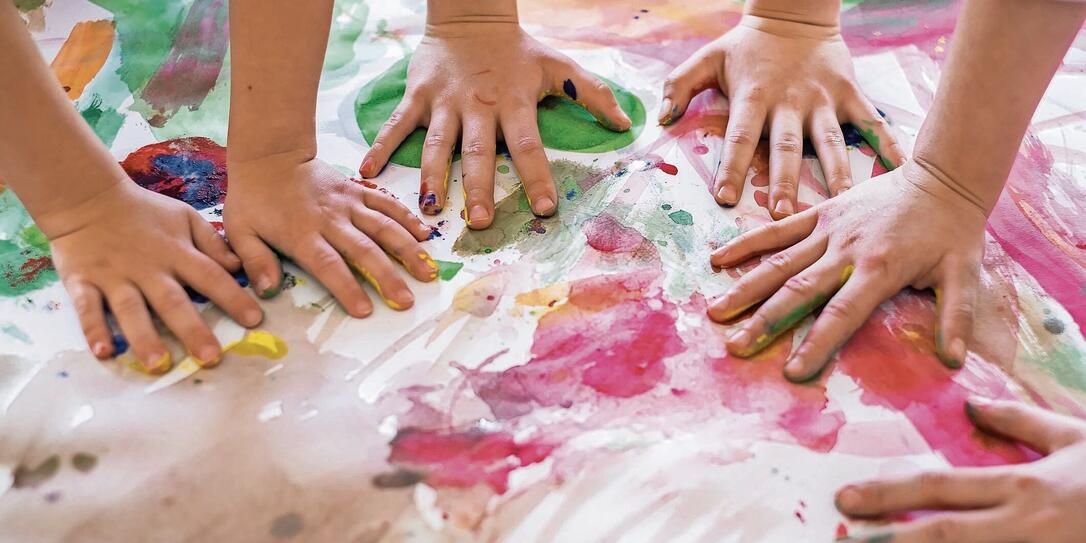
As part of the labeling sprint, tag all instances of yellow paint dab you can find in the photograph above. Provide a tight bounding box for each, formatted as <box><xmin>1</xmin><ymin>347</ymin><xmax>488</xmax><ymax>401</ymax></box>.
<box><xmin>352</xmin><ymin>262</ymin><xmax>403</xmax><ymax>310</ymax></box>
<box><xmin>224</xmin><ymin>331</ymin><xmax>288</xmax><ymax>360</ymax></box>
<box><xmin>515</xmin><ymin>283</ymin><xmax>570</xmax><ymax>307</ymax></box>
<box><xmin>840</xmin><ymin>264</ymin><xmax>855</xmax><ymax>285</ymax></box>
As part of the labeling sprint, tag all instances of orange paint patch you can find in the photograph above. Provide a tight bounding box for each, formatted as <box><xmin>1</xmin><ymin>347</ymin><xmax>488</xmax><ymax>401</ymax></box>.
<box><xmin>50</xmin><ymin>20</ymin><xmax>114</xmax><ymax>100</ymax></box>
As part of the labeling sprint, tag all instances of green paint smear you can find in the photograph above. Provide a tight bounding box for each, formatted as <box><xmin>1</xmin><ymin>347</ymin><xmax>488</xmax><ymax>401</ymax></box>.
<box><xmin>434</xmin><ymin>259</ymin><xmax>464</xmax><ymax>281</ymax></box>
<box><xmin>857</xmin><ymin>125</ymin><xmax>895</xmax><ymax>171</ymax></box>
<box><xmin>667</xmin><ymin>210</ymin><xmax>693</xmax><ymax>226</ymax></box>
<box><xmin>324</xmin><ymin>0</ymin><xmax>369</xmax><ymax>72</ymax></box>
<box><xmin>1029</xmin><ymin>342</ymin><xmax>1086</xmax><ymax>393</ymax></box>
<box><xmin>2</xmin><ymin>323</ymin><xmax>31</xmax><ymax>344</ymax></box>
<box><xmin>79</xmin><ymin>95</ymin><xmax>125</xmax><ymax>147</ymax></box>
<box><xmin>355</xmin><ymin>57</ymin><xmax>645</xmax><ymax>168</ymax></box>
<box><xmin>91</xmin><ymin>0</ymin><xmax>189</xmax><ymax>94</ymax></box>
<box><xmin>767</xmin><ymin>292</ymin><xmax>829</xmax><ymax>336</ymax></box>
<box><xmin>14</xmin><ymin>0</ymin><xmax>46</xmax><ymax>12</ymax></box>
<box><xmin>0</xmin><ymin>189</ymin><xmax>57</xmax><ymax>296</ymax></box>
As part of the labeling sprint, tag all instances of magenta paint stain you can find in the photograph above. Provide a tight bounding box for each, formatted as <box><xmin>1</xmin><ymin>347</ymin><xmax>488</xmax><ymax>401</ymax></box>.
<box><xmin>139</xmin><ymin>0</ymin><xmax>229</xmax><ymax>125</ymax></box>
<box><xmin>387</xmin><ymin>428</ymin><xmax>554</xmax><ymax>494</ymax></box>
<box><xmin>121</xmin><ymin>137</ymin><xmax>227</xmax><ymax>210</ymax></box>
<box><xmin>583</xmin><ymin>213</ymin><xmax>650</xmax><ymax>254</ymax></box>
<box><xmin>692</xmin><ymin>144</ymin><xmax>709</xmax><ymax>155</ymax></box>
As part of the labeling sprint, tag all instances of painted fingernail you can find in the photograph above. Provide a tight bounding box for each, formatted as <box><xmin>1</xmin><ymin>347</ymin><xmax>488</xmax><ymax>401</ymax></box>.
<box><xmin>774</xmin><ymin>199</ymin><xmax>794</xmax><ymax>216</ymax></box>
<box><xmin>727</xmin><ymin>328</ymin><xmax>751</xmax><ymax>350</ymax></box>
<box><xmin>948</xmin><ymin>338</ymin><xmax>966</xmax><ymax>366</ymax></box>
<box><xmin>659</xmin><ymin>99</ymin><xmax>674</xmax><ymax>125</ymax></box>
<box><xmin>142</xmin><ymin>351</ymin><xmax>171</xmax><ymax>374</ymax></box>
<box><xmin>419</xmin><ymin>191</ymin><xmax>441</xmax><ymax>214</ymax></box>
<box><xmin>533</xmin><ymin>196</ymin><xmax>556</xmax><ymax>215</ymax></box>
<box><xmin>242</xmin><ymin>307</ymin><xmax>264</xmax><ymax>327</ymax></box>
<box><xmin>835</xmin><ymin>485</ymin><xmax>861</xmax><ymax>510</ymax></box>
<box><xmin>256</xmin><ymin>275</ymin><xmax>282</xmax><ymax>299</ymax></box>
<box><xmin>195</xmin><ymin>346</ymin><xmax>221</xmax><ymax>368</ymax></box>
<box><xmin>360</xmin><ymin>157</ymin><xmax>376</xmax><ymax>178</ymax></box>
<box><xmin>717</xmin><ymin>184</ymin><xmax>738</xmax><ymax>206</ymax></box>
<box><xmin>469</xmin><ymin>205</ymin><xmax>490</xmax><ymax>225</ymax></box>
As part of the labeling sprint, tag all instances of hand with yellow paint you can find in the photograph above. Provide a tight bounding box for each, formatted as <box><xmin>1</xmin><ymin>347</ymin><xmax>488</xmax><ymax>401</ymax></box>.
<box><xmin>224</xmin><ymin>156</ymin><xmax>438</xmax><ymax>316</ymax></box>
<box><xmin>0</xmin><ymin>1</ymin><xmax>263</xmax><ymax>373</ymax></box>
<box><xmin>357</xmin><ymin>0</ymin><xmax>632</xmax><ymax>229</ymax></box>
<box><xmin>835</xmin><ymin>397</ymin><xmax>1086</xmax><ymax>543</ymax></box>
<box><xmin>659</xmin><ymin>0</ymin><xmax>905</xmax><ymax>218</ymax></box>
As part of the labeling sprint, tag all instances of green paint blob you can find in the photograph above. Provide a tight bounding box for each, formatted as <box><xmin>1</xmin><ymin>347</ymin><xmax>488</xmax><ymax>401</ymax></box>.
<box><xmin>91</xmin><ymin>0</ymin><xmax>188</xmax><ymax>94</ymax></box>
<box><xmin>2</xmin><ymin>323</ymin><xmax>31</xmax><ymax>344</ymax></box>
<box><xmin>79</xmin><ymin>95</ymin><xmax>125</xmax><ymax>147</ymax></box>
<box><xmin>496</xmin><ymin>164</ymin><xmax>510</xmax><ymax>174</ymax></box>
<box><xmin>434</xmin><ymin>259</ymin><xmax>464</xmax><ymax>281</ymax></box>
<box><xmin>857</xmin><ymin>125</ymin><xmax>895</xmax><ymax>171</ymax></box>
<box><xmin>0</xmin><ymin>190</ymin><xmax>57</xmax><ymax>297</ymax></box>
<box><xmin>355</xmin><ymin>57</ymin><xmax>645</xmax><ymax>168</ymax></box>
<box><xmin>14</xmin><ymin>0</ymin><xmax>47</xmax><ymax>11</ymax></box>
<box><xmin>660</xmin><ymin>203</ymin><xmax>672</xmax><ymax>210</ymax></box>
<box><xmin>667</xmin><ymin>210</ymin><xmax>693</xmax><ymax>226</ymax></box>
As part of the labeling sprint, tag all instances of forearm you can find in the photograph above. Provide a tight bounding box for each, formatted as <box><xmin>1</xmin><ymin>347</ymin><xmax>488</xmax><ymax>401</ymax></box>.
<box><xmin>913</xmin><ymin>0</ymin><xmax>1086</xmax><ymax>213</ymax></box>
<box><xmin>227</xmin><ymin>0</ymin><xmax>334</xmax><ymax>164</ymax></box>
<box><xmin>0</xmin><ymin>1</ymin><xmax>125</xmax><ymax>225</ymax></box>
<box><xmin>744</xmin><ymin>0</ymin><xmax>840</xmax><ymax>27</ymax></box>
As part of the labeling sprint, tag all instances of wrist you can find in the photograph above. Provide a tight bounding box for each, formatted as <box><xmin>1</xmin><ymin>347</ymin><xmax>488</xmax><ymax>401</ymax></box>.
<box><xmin>32</xmin><ymin>179</ymin><xmax>135</xmax><ymax>241</ymax></box>
<box><xmin>744</xmin><ymin>0</ymin><xmax>840</xmax><ymax>29</ymax></box>
<box><xmin>738</xmin><ymin>14</ymin><xmax>841</xmax><ymax>41</ymax></box>
<box><xmin>902</xmin><ymin>158</ymin><xmax>994</xmax><ymax>218</ymax></box>
<box><xmin>425</xmin><ymin>0</ymin><xmax>518</xmax><ymax>37</ymax></box>
<box><xmin>226</xmin><ymin>125</ymin><xmax>316</xmax><ymax>169</ymax></box>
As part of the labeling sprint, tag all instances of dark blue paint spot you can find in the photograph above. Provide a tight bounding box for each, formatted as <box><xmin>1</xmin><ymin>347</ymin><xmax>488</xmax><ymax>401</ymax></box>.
<box><xmin>562</xmin><ymin>79</ymin><xmax>577</xmax><ymax>100</ymax></box>
<box><xmin>111</xmin><ymin>334</ymin><xmax>129</xmax><ymax>356</ymax></box>
<box><xmin>565</xmin><ymin>189</ymin><xmax>576</xmax><ymax>200</ymax></box>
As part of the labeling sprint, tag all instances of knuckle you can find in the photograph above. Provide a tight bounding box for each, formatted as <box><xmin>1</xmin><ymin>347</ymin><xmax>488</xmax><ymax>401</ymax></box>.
<box><xmin>773</xmin><ymin>178</ymin><xmax>797</xmax><ymax>193</ymax></box>
<box><xmin>820</xmin><ymin>298</ymin><xmax>858</xmax><ymax>321</ymax></box>
<box><xmin>739</xmin><ymin>87</ymin><xmax>766</xmax><ymax>105</ymax></box>
<box><xmin>926</xmin><ymin>519</ymin><xmax>963</xmax><ymax>543</ymax></box>
<box><xmin>859</xmin><ymin>251</ymin><xmax>892</xmax><ymax>273</ymax></box>
<box><xmin>512</xmin><ymin>136</ymin><xmax>544</xmax><ymax>154</ymax></box>
<box><xmin>771</xmin><ymin>134</ymin><xmax>801</xmax><ymax>154</ymax></box>
<box><xmin>763</xmin><ymin>251</ymin><xmax>794</xmax><ymax>274</ymax></box>
<box><xmin>662</xmin><ymin>77</ymin><xmax>678</xmax><ymax>94</ymax></box>
<box><xmin>423</xmin><ymin>132</ymin><xmax>450</xmax><ymax>149</ymax></box>
<box><xmin>822</xmin><ymin>130</ymin><xmax>845</xmax><ymax>147</ymax></box>
<box><xmin>461</xmin><ymin>140</ymin><xmax>490</xmax><ymax>158</ymax></box>
<box><xmin>309</xmin><ymin>249</ymin><xmax>344</xmax><ymax>275</ymax></box>
<box><xmin>1012</xmin><ymin>473</ymin><xmax>1045</xmax><ymax>493</ymax></box>
<box><xmin>591</xmin><ymin>80</ymin><xmax>610</xmax><ymax>95</ymax></box>
<box><xmin>781</xmin><ymin>273</ymin><xmax>818</xmax><ymax>295</ymax></box>
<box><xmin>918</xmin><ymin>471</ymin><xmax>950</xmax><ymax>494</ymax></box>
<box><xmin>725</xmin><ymin>128</ymin><xmax>755</xmax><ymax>146</ymax></box>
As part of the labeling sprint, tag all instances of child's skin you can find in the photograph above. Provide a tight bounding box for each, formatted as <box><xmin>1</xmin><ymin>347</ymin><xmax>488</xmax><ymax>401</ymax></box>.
<box><xmin>357</xmin><ymin>0</ymin><xmax>633</xmax><ymax>229</ymax></box>
<box><xmin>693</xmin><ymin>0</ymin><xmax>1086</xmax><ymax>537</ymax></box>
<box><xmin>227</xmin><ymin>0</ymin><xmax>439</xmax><ymax>319</ymax></box>
<box><xmin>0</xmin><ymin>0</ymin><xmax>264</xmax><ymax>373</ymax></box>
<box><xmin>660</xmin><ymin>0</ymin><xmax>907</xmax><ymax>218</ymax></box>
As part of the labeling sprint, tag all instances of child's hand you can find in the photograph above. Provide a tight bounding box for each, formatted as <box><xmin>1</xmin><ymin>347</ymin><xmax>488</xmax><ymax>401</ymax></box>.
<box><xmin>359</xmin><ymin>22</ymin><xmax>631</xmax><ymax>229</ymax></box>
<box><xmin>835</xmin><ymin>398</ymin><xmax>1086</xmax><ymax>543</ymax></box>
<box><xmin>707</xmin><ymin>161</ymin><xmax>985</xmax><ymax>381</ymax></box>
<box><xmin>225</xmin><ymin>152</ymin><xmax>438</xmax><ymax>315</ymax></box>
<box><xmin>660</xmin><ymin>15</ymin><xmax>905</xmax><ymax>217</ymax></box>
<box><xmin>41</xmin><ymin>183</ymin><xmax>264</xmax><ymax>373</ymax></box>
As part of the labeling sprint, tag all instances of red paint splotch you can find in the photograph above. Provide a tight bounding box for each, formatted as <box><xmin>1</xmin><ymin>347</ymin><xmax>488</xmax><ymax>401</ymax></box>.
<box><xmin>121</xmin><ymin>137</ymin><xmax>227</xmax><ymax>210</ymax></box>
<box><xmin>657</xmin><ymin>162</ymin><xmax>679</xmax><ymax>175</ymax></box>
<box><xmin>468</xmin><ymin>269</ymin><xmax>684</xmax><ymax>418</ymax></box>
<box><xmin>16</xmin><ymin>256</ymin><xmax>54</xmax><ymax>285</ymax></box>
<box><xmin>583</xmin><ymin>213</ymin><xmax>651</xmax><ymax>254</ymax></box>
<box><xmin>388</xmin><ymin>428</ymin><xmax>554</xmax><ymax>494</ymax></box>
<box><xmin>712</xmin><ymin>327</ymin><xmax>844</xmax><ymax>452</ymax></box>
<box><xmin>836</xmin><ymin>295</ymin><xmax>1037</xmax><ymax>466</ymax></box>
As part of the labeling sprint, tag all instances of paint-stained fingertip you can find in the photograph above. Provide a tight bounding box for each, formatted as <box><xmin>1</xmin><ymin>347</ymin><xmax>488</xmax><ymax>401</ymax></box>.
<box><xmin>964</xmin><ymin>395</ymin><xmax>994</xmax><ymax>426</ymax></box>
<box><xmin>359</xmin><ymin>156</ymin><xmax>377</xmax><ymax>178</ymax></box>
<box><xmin>658</xmin><ymin>98</ymin><xmax>677</xmax><ymax>125</ymax></box>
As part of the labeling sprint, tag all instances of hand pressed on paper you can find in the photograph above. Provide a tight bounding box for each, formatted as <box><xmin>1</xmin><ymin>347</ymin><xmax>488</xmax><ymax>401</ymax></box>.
<box><xmin>225</xmin><ymin>154</ymin><xmax>438</xmax><ymax>316</ymax></box>
<box><xmin>835</xmin><ymin>398</ymin><xmax>1086</xmax><ymax>543</ymax></box>
<box><xmin>43</xmin><ymin>183</ymin><xmax>264</xmax><ymax>373</ymax></box>
<box><xmin>707</xmin><ymin>161</ymin><xmax>986</xmax><ymax>381</ymax></box>
<box><xmin>660</xmin><ymin>15</ymin><xmax>905</xmax><ymax>218</ymax></box>
<box><xmin>359</xmin><ymin>23</ymin><xmax>631</xmax><ymax>228</ymax></box>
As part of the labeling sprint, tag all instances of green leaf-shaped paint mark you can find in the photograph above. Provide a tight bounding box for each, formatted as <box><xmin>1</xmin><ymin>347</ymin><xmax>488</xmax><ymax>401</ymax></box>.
<box><xmin>667</xmin><ymin>210</ymin><xmax>693</xmax><ymax>226</ymax></box>
<box><xmin>434</xmin><ymin>259</ymin><xmax>464</xmax><ymax>281</ymax></box>
<box><xmin>355</xmin><ymin>57</ymin><xmax>645</xmax><ymax>168</ymax></box>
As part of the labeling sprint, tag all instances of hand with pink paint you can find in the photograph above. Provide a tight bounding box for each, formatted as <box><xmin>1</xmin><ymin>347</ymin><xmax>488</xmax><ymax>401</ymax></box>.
<box><xmin>835</xmin><ymin>397</ymin><xmax>1086</xmax><ymax>543</ymax></box>
<box><xmin>0</xmin><ymin>0</ymin><xmax>263</xmax><ymax>373</ymax></box>
<box><xmin>659</xmin><ymin>0</ymin><xmax>905</xmax><ymax>219</ymax></box>
<box><xmin>708</xmin><ymin>0</ymin><xmax>1086</xmax><ymax>380</ymax></box>
<box><xmin>228</xmin><ymin>0</ymin><xmax>438</xmax><ymax>315</ymax></box>
<box><xmin>357</xmin><ymin>0</ymin><xmax>632</xmax><ymax>229</ymax></box>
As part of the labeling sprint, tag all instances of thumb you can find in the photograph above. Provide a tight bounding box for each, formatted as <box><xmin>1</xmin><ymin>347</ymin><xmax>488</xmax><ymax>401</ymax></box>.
<box><xmin>551</xmin><ymin>59</ymin><xmax>632</xmax><ymax>132</ymax></box>
<box><xmin>966</xmin><ymin>397</ymin><xmax>1086</xmax><ymax>455</ymax></box>
<box><xmin>659</xmin><ymin>46</ymin><xmax>722</xmax><ymax>125</ymax></box>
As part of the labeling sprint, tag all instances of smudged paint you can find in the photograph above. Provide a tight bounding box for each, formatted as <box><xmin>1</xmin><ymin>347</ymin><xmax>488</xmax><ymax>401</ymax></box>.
<box><xmin>562</xmin><ymin>78</ymin><xmax>577</xmax><ymax>100</ymax></box>
<box><xmin>583</xmin><ymin>213</ymin><xmax>651</xmax><ymax>254</ymax></box>
<box><xmin>0</xmin><ymin>188</ymin><xmax>58</xmax><ymax>296</ymax></box>
<box><xmin>667</xmin><ymin>210</ymin><xmax>693</xmax><ymax>225</ymax></box>
<box><xmin>138</xmin><ymin>0</ymin><xmax>229</xmax><ymax>125</ymax></box>
<box><xmin>224</xmin><ymin>331</ymin><xmax>288</xmax><ymax>360</ymax></box>
<box><xmin>120</xmin><ymin>137</ymin><xmax>227</xmax><ymax>210</ymax></box>
<box><xmin>268</xmin><ymin>512</ymin><xmax>304</xmax><ymax>540</ymax></box>
<box><xmin>2</xmin><ymin>323</ymin><xmax>31</xmax><ymax>344</ymax></box>
<box><xmin>356</xmin><ymin>58</ymin><xmax>645</xmax><ymax>168</ymax></box>
<box><xmin>12</xmin><ymin>455</ymin><xmax>60</xmax><ymax>489</ymax></box>
<box><xmin>49</xmin><ymin>20</ymin><xmax>115</xmax><ymax>100</ymax></box>
<box><xmin>387</xmin><ymin>428</ymin><xmax>554</xmax><ymax>494</ymax></box>
<box><xmin>70</xmin><ymin>452</ymin><xmax>98</xmax><ymax>472</ymax></box>
<box><xmin>434</xmin><ymin>259</ymin><xmax>464</xmax><ymax>281</ymax></box>
<box><xmin>79</xmin><ymin>95</ymin><xmax>125</xmax><ymax>147</ymax></box>
<box><xmin>465</xmin><ymin>270</ymin><xmax>684</xmax><ymax>418</ymax></box>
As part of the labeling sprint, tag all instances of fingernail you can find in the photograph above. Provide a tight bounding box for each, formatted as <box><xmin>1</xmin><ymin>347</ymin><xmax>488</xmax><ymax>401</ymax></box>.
<box><xmin>398</xmin><ymin>289</ymin><xmax>415</xmax><ymax>308</ymax></box>
<box><xmin>948</xmin><ymin>338</ymin><xmax>966</xmax><ymax>366</ymax></box>
<box><xmin>419</xmin><ymin>191</ymin><xmax>441</xmax><ymax>214</ymax></box>
<box><xmin>242</xmin><ymin>307</ymin><xmax>264</xmax><ymax>327</ymax></box>
<box><xmin>836</xmin><ymin>485</ymin><xmax>860</xmax><ymax>509</ymax></box>
<box><xmin>774</xmin><ymin>199</ymin><xmax>794</xmax><ymax>216</ymax></box>
<box><xmin>256</xmin><ymin>275</ymin><xmax>282</xmax><ymax>299</ymax></box>
<box><xmin>728</xmin><ymin>328</ymin><xmax>751</xmax><ymax>350</ymax></box>
<box><xmin>533</xmin><ymin>196</ymin><xmax>556</xmax><ymax>215</ymax></box>
<box><xmin>195</xmin><ymin>346</ymin><xmax>221</xmax><ymax>368</ymax></box>
<box><xmin>784</xmin><ymin>358</ymin><xmax>816</xmax><ymax>383</ymax></box>
<box><xmin>91</xmin><ymin>341</ymin><xmax>108</xmax><ymax>358</ymax></box>
<box><xmin>142</xmin><ymin>351</ymin><xmax>171</xmax><ymax>374</ymax></box>
<box><xmin>360</xmin><ymin>157</ymin><xmax>376</xmax><ymax>178</ymax></box>
<box><xmin>717</xmin><ymin>184</ymin><xmax>738</xmax><ymax>206</ymax></box>
<box><xmin>469</xmin><ymin>205</ymin><xmax>490</xmax><ymax>225</ymax></box>
<box><xmin>659</xmin><ymin>99</ymin><xmax>674</xmax><ymax>125</ymax></box>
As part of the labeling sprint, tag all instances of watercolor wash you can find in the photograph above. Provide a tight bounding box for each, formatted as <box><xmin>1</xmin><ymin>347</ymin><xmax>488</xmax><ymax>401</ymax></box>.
<box><xmin>1</xmin><ymin>1</ymin><xmax>1086</xmax><ymax>542</ymax></box>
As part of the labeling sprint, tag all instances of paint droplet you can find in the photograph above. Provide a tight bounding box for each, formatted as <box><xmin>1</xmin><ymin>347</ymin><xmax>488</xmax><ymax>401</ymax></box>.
<box><xmin>562</xmin><ymin>79</ymin><xmax>577</xmax><ymax>100</ymax></box>
<box><xmin>693</xmin><ymin>144</ymin><xmax>709</xmax><ymax>155</ymax></box>
<box><xmin>269</xmin><ymin>512</ymin><xmax>304</xmax><ymax>540</ymax></box>
<box><xmin>13</xmin><ymin>455</ymin><xmax>60</xmax><ymax>488</ymax></box>
<box><xmin>667</xmin><ymin>210</ymin><xmax>694</xmax><ymax>226</ymax></box>
<box><xmin>1043</xmin><ymin>316</ymin><xmax>1065</xmax><ymax>334</ymax></box>
<box><xmin>658</xmin><ymin>162</ymin><xmax>678</xmax><ymax>175</ymax></box>
<box><xmin>496</xmin><ymin>164</ymin><xmax>510</xmax><ymax>174</ymax></box>
<box><xmin>660</xmin><ymin>203</ymin><xmax>672</xmax><ymax>210</ymax></box>
<box><xmin>71</xmin><ymin>452</ymin><xmax>98</xmax><ymax>473</ymax></box>
<box><xmin>371</xmin><ymin>468</ymin><xmax>424</xmax><ymax>488</ymax></box>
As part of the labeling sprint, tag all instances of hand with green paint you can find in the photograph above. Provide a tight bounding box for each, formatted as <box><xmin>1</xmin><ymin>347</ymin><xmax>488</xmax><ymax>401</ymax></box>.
<box><xmin>659</xmin><ymin>0</ymin><xmax>905</xmax><ymax>219</ymax></box>
<box><xmin>224</xmin><ymin>155</ymin><xmax>439</xmax><ymax>316</ymax></box>
<box><xmin>835</xmin><ymin>397</ymin><xmax>1086</xmax><ymax>543</ymax></box>
<box><xmin>708</xmin><ymin>161</ymin><xmax>986</xmax><ymax>381</ymax></box>
<box><xmin>357</xmin><ymin>0</ymin><xmax>632</xmax><ymax>229</ymax></box>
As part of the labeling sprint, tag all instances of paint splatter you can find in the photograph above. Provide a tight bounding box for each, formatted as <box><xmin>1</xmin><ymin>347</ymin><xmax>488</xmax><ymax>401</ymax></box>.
<box><xmin>120</xmin><ymin>137</ymin><xmax>227</xmax><ymax>210</ymax></box>
<box><xmin>387</xmin><ymin>428</ymin><xmax>554</xmax><ymax>494</ymax></box>
<box><xmin>12</xmin><ymin>455</ymin><xmax>60</xmax><ymax>489</ymax></box>
<box><xmin>667</xmin><ymin>210</ymin><xmax>694</xmax><ymax>225</ymax></box>
<box><xmin>71</xmin><ymin>452</ymin><xmax>98</xmax><ymax>472</ymax></box>
<box><xmin>562</xmin><ymin>78</ymin><xmax>577</xmax><ymax>100</ymax></box>
<box><xmin>434</xmin><ymin>259</ymin><xmax>464</xmax><ymax>281</ymax></box>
